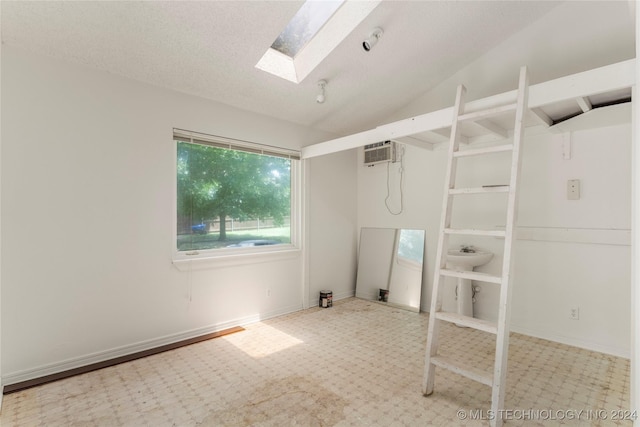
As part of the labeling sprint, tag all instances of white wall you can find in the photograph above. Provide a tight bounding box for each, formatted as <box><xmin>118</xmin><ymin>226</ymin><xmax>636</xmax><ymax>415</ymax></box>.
<box><xmin>359</xmin><ymin>0</ymin><xmax>634</xmax><ymax>359</ymax></box>
<box><xmin>390</xmin><ymin>1</ymin><xmax>635</xmax><ymax>122</ymax></box>
<box><xmin>357</xmin><ymin>144</ymin><xmax>446</xmax><ymax>311</ymax></box>
<box><xmin>357</xmin><ymin>123</ymin><xmax>632</xmax><ymax>357</ymax></box>
<box><xmin>0</xmin><ymin>3</ymin><xmax>4</xmax><ymax>408</ymax></box>
<box><xmin>462</xmin><ymin>125</ymin><xmax>631</xmax><ymax>357</ymax></box>
<box><xmin>514</xmin><ymin>127</ymin><xmax>631</xmax><ymax>345</ymax></box>
<box><xmin>354</xmin><ymin>227</ymin><xmax>396</xmax><ymax>301</ymax></box>
<box><xmin>307</xmin><ymin>150</ymin><xmax>358</xmax><ymax>305</ymax></box>
<box><xmin>0</xmin><ymin>46</ymin><xmax>354</xmax><ymax>384</ymax></box>
<box><xmin>629</xmin><ymin>0</ymin><xmax>638</xmax><ymax>416</ymax></box>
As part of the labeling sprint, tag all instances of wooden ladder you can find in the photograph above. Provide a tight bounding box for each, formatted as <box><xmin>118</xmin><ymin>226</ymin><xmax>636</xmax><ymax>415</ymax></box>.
<box><xmin>422</xmin><ymin>66</ymin><xmax>529</xmax><ymax>427</ymax></box>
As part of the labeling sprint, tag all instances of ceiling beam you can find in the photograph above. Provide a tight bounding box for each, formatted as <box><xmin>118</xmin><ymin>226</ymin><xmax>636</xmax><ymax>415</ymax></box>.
<box><xmin>394</xmin><ymin>135</ymin><xmax>436</xmax><ymax>150</ymax></box>
<box><xmin>431</xmin><ymin>128</ymin><xmax>451</xmax><ymax>140</ymax></box>
<box><xmin>301</xmin><ymin>59</ymin><xmax>635</xmax><ymax>159</ymax></box>
<box><xmin>576</xmin><ymin>96</ymin><xmax>593</xmax><ymax>113</ymax></box>
<box><xmin>530</xmin><ymin>107</ymin><xmax>553</xmax><ymax>127</ymax></box>
<box><xmin>419</xmin><ymin>131</ymin><xmax>450</xmax><ymax>144</ymax></box>
<box><xmin>473</xmin><ymin>119</ymin><xmax>509</xmax><ymax>139</ymax></box>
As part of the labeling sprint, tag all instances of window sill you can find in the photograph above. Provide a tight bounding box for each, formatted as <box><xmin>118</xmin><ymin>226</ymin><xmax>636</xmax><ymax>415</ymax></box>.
<box><xmin>172</xmin><ymin>246</ymin><xmax>301</xmax><ymax>271</ymax></box>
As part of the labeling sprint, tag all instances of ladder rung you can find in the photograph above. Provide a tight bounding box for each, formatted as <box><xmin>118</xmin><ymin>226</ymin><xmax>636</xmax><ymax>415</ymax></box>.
<box><xmin>458</xmin><ymin>103</ymin><xmax>517</xmax><ymax>122</ymax></box>
<box><xmin>435</xmin><ymin>311</ymin><xmax>498</xmax><ymax>334</ymax></box>
<box><xmin>449</xmin><ymin>186</ymin><xmax>510</xmax><ymax>195</ymax></box>
<box><xmin>440</xmin><ymin>269</ymin><xmax>502</xmax><ymax>284</ymax></box>
<box><xmin>444</xmin><ymin>228</ymin><xmax>506</xmax><ymax>237</ymax></box>
<box><xmin>430</xmin><ymin>356</ymin><xmax>493</xmax><ymax>387</ymax></box>
<box><xmin>453</xmin><ymin>144</ymin><xmax>513</xmax><ymax>158</ymax></box>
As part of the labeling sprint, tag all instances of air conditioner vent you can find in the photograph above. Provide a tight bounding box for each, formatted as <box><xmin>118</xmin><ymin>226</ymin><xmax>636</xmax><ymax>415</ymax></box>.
<box><xmin>364</xmin><ymin>140</ymin><xmax>395</xmax><ymax>166</ymax></box>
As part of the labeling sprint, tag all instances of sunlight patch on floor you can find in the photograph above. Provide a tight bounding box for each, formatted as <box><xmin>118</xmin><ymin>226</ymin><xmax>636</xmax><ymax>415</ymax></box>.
<box><xmin>222</xmin><ymin>323</ymin><xmax>303</xmax><ymax>358</ymax></box>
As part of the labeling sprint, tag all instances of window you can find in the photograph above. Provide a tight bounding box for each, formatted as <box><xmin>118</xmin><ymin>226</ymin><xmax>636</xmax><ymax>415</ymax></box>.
<box><xmin>174</xmin><ymin>129</ymin><xmax>300</xmax><ymax>260</ymax></box>
<box><xmin>270</xmin><ymin>0</ymin><xmax>345</xmax><ymax>58</ymax></box>
<box><xmin>255</xmin><ymin>0</ymin><xmax>380</xmax><ymax>83</ymax></box>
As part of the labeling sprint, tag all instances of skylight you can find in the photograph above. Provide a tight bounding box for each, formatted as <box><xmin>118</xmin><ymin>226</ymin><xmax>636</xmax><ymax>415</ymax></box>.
<box><xmin>271</xmin><ymin>1</ymin><xmax>345</xmax><ymax>59</ymax></box>
<box><xmin>256</xmin><ymin>0</ymin><xmax>381</xmax><ymax>84</ymax></box>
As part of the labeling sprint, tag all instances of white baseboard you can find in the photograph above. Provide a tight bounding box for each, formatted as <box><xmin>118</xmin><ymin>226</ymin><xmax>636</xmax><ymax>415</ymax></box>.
<box><xmin>2</xmin><ymin>302</ymin><xmax>302</xmax><ymax>387</ymax></box>
<box><xmin>510</xmin><ymin>324</ymin><xmax>630</xmax><ymax>359</ymax></box>
<box><xmin>333</xmin><ymin>289</ymin><xmax>355</xmax><ymax>301</ymax></box>
<box><xmin>310</xmin><ymin>289</ymin><xmax>355</xmax><ymax>307</ymax></box>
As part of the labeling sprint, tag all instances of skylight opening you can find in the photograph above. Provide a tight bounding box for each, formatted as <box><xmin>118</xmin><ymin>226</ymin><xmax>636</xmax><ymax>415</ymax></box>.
<box><xmin>271</xmin><ymin>0</ymin><xmax>345</xmax><ymax>59</ymax></box>
<box><xmin>256</xmin><ymin>0</ymin><xmax>381</xmax><ymax>84</ymax></box>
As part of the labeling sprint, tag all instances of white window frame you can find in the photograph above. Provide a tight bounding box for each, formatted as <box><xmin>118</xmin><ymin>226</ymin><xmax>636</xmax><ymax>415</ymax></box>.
<box><xmin>172</xmin><ymin>129</ymin><xmax>302</xmax><ymax>269</ymax></box>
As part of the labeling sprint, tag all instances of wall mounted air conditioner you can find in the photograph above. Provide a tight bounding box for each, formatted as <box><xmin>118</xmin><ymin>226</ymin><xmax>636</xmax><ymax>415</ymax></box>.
<box><xmin>363</xmin><ymin>140</ymin><xmax>396</xmax><ymax>166</ymax></box>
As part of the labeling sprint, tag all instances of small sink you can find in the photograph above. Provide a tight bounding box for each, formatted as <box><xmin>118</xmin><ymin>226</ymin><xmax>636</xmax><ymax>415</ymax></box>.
<box><xmin>447</xmin><ymin>249</ymin><xmax>493</xmax><ymax>268</ymax></box>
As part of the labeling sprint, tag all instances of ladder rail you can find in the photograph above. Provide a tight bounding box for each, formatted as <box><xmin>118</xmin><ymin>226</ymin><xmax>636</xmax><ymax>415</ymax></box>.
<box><xmin>490</xmin><ymin>66</ymin><xmax>529</xmax><ymax>426</ymax></box>
<box><xmin>422</xmin><ymin>83</ymin><xmax>466</xmax><ymax>396</ymax></box>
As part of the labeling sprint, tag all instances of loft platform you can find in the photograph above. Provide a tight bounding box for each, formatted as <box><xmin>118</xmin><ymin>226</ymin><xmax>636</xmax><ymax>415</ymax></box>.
<box><xmin>301</xmin><ymin>59</ymin><xmax>634</xmax><ymax>159</ymax></box>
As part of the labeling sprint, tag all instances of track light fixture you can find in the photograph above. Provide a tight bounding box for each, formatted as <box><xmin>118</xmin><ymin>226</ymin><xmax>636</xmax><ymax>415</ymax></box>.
<box><xmin>362</xmin><ymin>27</ymin><xmax>383</xmax><ymax>52</ymax></box>
<box><xmin>316</xmin><ymin>80</ymin><xmax>327</xmax><ymax>104</ymax></box>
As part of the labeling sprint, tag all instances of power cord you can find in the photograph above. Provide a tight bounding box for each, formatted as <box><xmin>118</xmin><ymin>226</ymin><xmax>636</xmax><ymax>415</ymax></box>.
<box><xmin>385</xmin><ymin>143</ymin><xmax>405</xmax><ymax>215</ymax></box>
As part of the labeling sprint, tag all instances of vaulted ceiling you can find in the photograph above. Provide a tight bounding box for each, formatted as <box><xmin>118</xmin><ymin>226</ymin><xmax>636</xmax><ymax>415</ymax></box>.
<box><xmin>1</xmin><ymin>1</ymin><xmax>635</xmax><ymax>138</ymax></box>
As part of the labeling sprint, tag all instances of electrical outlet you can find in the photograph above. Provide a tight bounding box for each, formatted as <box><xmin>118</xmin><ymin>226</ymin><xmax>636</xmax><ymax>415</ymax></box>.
<box><xmin>570</xmin><ymin>307</ymin><xmax>580</xmax><ymax>320</ymax></box>
<box><xmin>567</xmin><ymin>179</ymin><xmax>580</xmax><ymax>200</ymax></box>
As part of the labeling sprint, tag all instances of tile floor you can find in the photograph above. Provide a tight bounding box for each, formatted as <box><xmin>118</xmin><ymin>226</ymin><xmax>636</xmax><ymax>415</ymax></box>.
<box><xmin>0</xmin><ymin>298</ymin><xmax>632</xmax><ymax>426</ymax></box>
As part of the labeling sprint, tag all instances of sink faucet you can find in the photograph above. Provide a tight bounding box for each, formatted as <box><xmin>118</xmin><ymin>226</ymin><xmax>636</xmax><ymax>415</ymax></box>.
<box><xmin>460</xmin><ymin>245</ymin><xmax>476</xmax><ymax>253</ymax></box>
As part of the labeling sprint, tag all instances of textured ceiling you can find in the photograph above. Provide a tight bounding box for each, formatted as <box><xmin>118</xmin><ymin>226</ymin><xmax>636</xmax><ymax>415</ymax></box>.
<box><xmin>0</xmin><ymin>1</ymin><xmax>634</xmax><ymax>138</ymax></box>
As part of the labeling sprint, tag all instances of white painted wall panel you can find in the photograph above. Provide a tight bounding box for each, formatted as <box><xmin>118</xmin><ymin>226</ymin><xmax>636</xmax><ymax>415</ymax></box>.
<box><xmin>0</xmin><ymin>12</ymin><xmax>3</xmax><ymax>402</ymax></box>
<box><xmin>632</xmin><ymin>0</ymin><xmax>639</xmax><ymax>414</ymax></box>
<box><xmin>357</xmin><ymin>144</ymin><xmax>447</xmax><ymax>312</ymax></box>
<box><xmin>369</xmin><ymin>0</ymin><xmax>634</xmax><ymax>358</ymax></box>
<box><xmin>518</xmin><ymin>127</ymin><xmax>631</xmax><ymax>230</ymax></box>
<box><xmin>358</xmin><ymin>124</ymin><xmax>631</xmax><ymax>357</ymax></box>
<box><xmin>509</xmin><ymin>125</ymin><xmax>631</xmax><ymax>357</ymax></box>
<box><xmin>0</xmin><ymin>46</ymin><xmax>342</xmax><ymax>381</ymax></box>
<box><xmin>355</xmin><ymin>228</ymin><xmax>395</xmax><ymax>301</ymax></box>
<box><xmin>389</xmin><ymin>1</ymin><xmax>635</xmax><ymax>122</ymax></box>
<box><xmin>511</xmin><ymin>241</ymin><xmax>630</xmax><ymax>356</ymax></box>
<box><xmin>307</xmin><ymin>150</ymin><xmax>358</xmax><ymax>305</ymax></box>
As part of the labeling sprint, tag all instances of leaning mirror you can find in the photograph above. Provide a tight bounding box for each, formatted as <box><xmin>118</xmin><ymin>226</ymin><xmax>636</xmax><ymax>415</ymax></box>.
<box><xmin>355</xmin><ymin>228</ymin><xmax>425</xmax><ymax>312</ymax></box>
